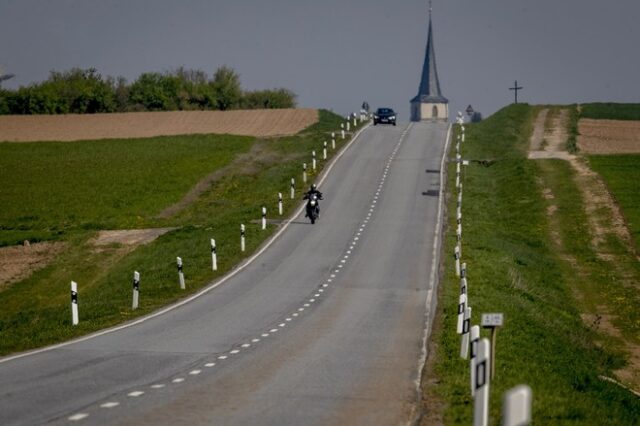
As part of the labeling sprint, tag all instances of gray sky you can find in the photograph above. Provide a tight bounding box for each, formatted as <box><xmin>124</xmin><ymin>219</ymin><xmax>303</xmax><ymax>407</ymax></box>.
<box><xmin>1</xmin><ymin>0</ymin><xmax>639</xmax><ymax>120</ymax></box>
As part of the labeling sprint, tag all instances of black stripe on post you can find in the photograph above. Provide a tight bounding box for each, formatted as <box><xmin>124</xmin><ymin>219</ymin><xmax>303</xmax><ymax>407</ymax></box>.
<box><xmin>71</xmin><ymin>291</ymin><xmax>78</xmax><ymax>304</ymax></box>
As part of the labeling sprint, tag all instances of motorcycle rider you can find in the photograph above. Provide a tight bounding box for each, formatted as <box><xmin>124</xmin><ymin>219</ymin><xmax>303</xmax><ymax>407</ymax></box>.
<box><xmin>303</xmin><ymin>184</ymin><xmax>323</xmax><ymax>217</ymax></box>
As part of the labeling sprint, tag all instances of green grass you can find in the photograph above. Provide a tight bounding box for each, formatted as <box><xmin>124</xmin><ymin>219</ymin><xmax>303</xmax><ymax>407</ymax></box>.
<box><xmin>0</xmin><ymin>109</ymin><xmax>358</xmax><ymax>354</ymax></box>
<box><xmin>588</xmin><ymin>154</ymin><xmax>640</xmax><ymax>249</ymax></box>
<box><xmin>580</xmin><ymin>103</ymin><xmax>640</xmax><ymax>121</ymax></box>
<box><xmin>428</xmin><ymin>104</ymin><xmax>640</xmax><ymax>424</ymax></box>
<box><xmin>0</xmin><ymin>133</ymin><xmax>253</xmax><ymax>244</ymax></box>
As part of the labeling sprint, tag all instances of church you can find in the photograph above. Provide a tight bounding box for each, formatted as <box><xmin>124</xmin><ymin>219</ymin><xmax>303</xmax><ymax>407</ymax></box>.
<box><xmin>410</xmin><ymin>6</ymin><xmax>449</xmax><ymax>122</ymax></box>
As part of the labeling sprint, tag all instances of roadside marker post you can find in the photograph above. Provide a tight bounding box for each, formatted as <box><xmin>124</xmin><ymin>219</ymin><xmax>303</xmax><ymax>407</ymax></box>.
<box><xmin>457</xmin><ymin>209</ymin><xmax>462</xmax><ymax>225</ymax></box>
<box><xmin>323</xmin><ymin>141</ymin><xmax>327</xmax><ymax>160</ymax></box>
<box><xmin>470</xmin><ymin>325</ymin><xmax>480</xmax><ymax>396</ymax></box>
<box><xmin>474</xmin><ymin>338</ymin><xmax>491</xmax><ymax>426</ymax></box>
<box><xmin>312</xmin><ymin>151</ymin><xmax>317</xmax><ymax>171</ymax></box>
<box><xmin>456</xmin><ymin>173</ymin><xmax>460</xmax><ymax>189</ymax></box>
<box><xmin>460</xmin><ymin>306</ymin><xmax>472</xmax><ymax>359</ymax></box>
<box><xmin>353</xmin><ymin>115</ymin><xmax>357</xmax><ymax>127</ymax></box>
<box><xmin>290</xmin><ymin>178</ymin><xmax>295</xmax><ymax>199</ymax></box>
<box><xmin>461</xmin><ymin>262</ymin><xmax>467</xmax><ymax>279</ymax></box>
<box><xmin>341</xmin><ymin>129</ymin><xmax>345</xmax><ymax>139</ymax></box>
<box><xmin>332</xmin><ymin>137</ymin><xmax>336</xmax><ymax>150</ymax></box>
<box><xmin>457</xmin><ymin>293</ymin><xmax>467</xmax><ymax>334</ymax></box>
<box><xmin>455</xmin><ymin>245</ymin><xmax>461</xmax><ymax>277</ymax></box>
<box><xmin>177</xmin><ymin>257</ymin><xmax>185</xmax><ymax>289</ymax></box>
<box><xmin>261</xmin><ymin>207</ymin><xmax>267</xmax><ymax>230</ymax></box>
<box><xmin>303</xmin><ymin>163</ymin><xmax>307</xmax><ymax>183</ymax></box>
<box><xmin>346</xmin><ymin>120</ymin><xmax>350</xmax><ymax>132</ymax></box>
<box><xmin>278</xmin><ymin>192</ymin><xmax>283</xmax><ymax>215</ymax></box>
<box><xmin>211</xmin><ymin>239</ymin><xmax>218</xmax><ymax>271</ymax></box>
<box><xmin>482</xmin><ymin>313</ymin><xmax>504</xmax><ymax>380</ymax></box>
<box><xmin>462</xmin><ymin>133</ymin><xmax>466</xmax><ymax>143</ymax></box>
<box><xmin>132</xmin><ymin>271</ymin><xmax>140</xmax><ymax>310</ymax></box>
<box><xmin>457</xmin><ymin>223</ymin><xmax>462</xmax><ymax>242</ymax></box>
<box><xmin>240</xmin><ymin>224</ymin><xmax>246</xmax><ymax>252</ymax></box>
<box><xmin>456</xmin><ymin>161</ymin><xmax>461</xmax><ymax>175</ymax></box>
<box><xmin>460</xmin><ymin>277</ymin><xmax>467</xmax><ymax>295</ymax></box>
<box><xmin>502</xmin><ymin>385</ymin><xmax>532</xmax><ymax>426</ymax></box>
<box><xmin>71</xmin><ymin>281</ymin><xmax>79</xmax><ymax>325</ymax></box>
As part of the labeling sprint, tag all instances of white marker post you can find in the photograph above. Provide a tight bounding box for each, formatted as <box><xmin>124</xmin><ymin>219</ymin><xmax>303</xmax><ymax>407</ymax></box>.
<box><xmin>461</xmin><ymin>262</ymin><xmax>467</xmax><ymax>279</ymax></box>
<box><xmin>332</xmin><ymin>136</ymin><xmax>336</xmax><ymax>149</ymax></box>
<box><xmin>353</xmin><ymin>115</ymin><xmax>357</xmax><ymax>127</ymax></box>
<box><xmin>290</xmin><ymin>178</ymin><xmax>295</xmax><ymax>199</ymax></box>
<box><xmin>470</xmin><ymin>325</ymin><xmax>480</xmax><ymax>396</ymax></box>
<box><xmin>457</xmin><ymin>223</ymin><xmax>462</xmax><ymax>242</ymax></box>
<box><xmin>474</xmin><ymin>338</ymin><xmax>491</xmax><ymax>426</ymax></box>
<box><xmin>211</xmin><ymin>239</ymin><xmax>218</xmax><ymax>271</ymax></box>
<box><xmin>460</xmin><ymin>277</ymin><xmax>468</xmax><ymax>295</ymax></box>
<box><xmin>346</xmin><ymin>120</ymin><xmax>350</xmax><ymax>132</ymax></box>
<box><xmin>462</xmin><ymin>133</ymin><xmax>466</xmax><ymax>143</ymax></box>
<box><xmin>457</xmin><ymin>161</ymin><xmax>461</xmax><ymax>175</ymax></box>
<box><xmin>70</xmin><ymin>281</ymin><xmax>79</xmax><ymax>325</ymax></box>
<box><xmin>278</xmin><ymin>192</ymin><xmax>283</xmax><ymax>215</ymax></box>
<box><xmin>240</xmin><ymin>224</ymin><xmax>246</xmax><ymax>252</ymax></box>
<box><xmin>457</xmin><ymin>209</ymin><xmax>462</xmax><ymax>225</ymax></box>
<box><xmin>502</xmin><ymin>385</ymin><xmax>532</xmax><ymax>426</ymax></box>
<box><xmin>312</xmin><ymin>151</ymin><xmax>317</xmax><ymax>170</ymax></box>
<box><xmin>261</xmin><ymin>206</ymin><xmax>267</xmax><ymax>230</ymax></box>
<box><xmin>323</xmin><ymin>141</ymin><xmax>327</xmax><ymax>160</ymax></box>
<box><xmin>177</xmin><ymin>257</ymin><xmax>185</xmax><ymax>289</ymax></box>
<box><xmin>455</xmin><ymin>245</ymin><xmax>461</xmax><ymax>277</ymax></box>
<box><xmin>456</xmin><ymin>173</ymin><xmax>460</xmax><ymax>189</ymax></box>
<box><xmin>460</xmin><ymin>306</ymin><xmax>472</xmax><ymax>359</ymax></box>
<box><xmin>482</xmin><ymin>313</ymin><xmax>504</xmax><ymax>380</ymax></box>
<box><xmin>303</xmin><ymin>163</ymin><xmax>307</xmax><ymax>183</ymax></box>
<box><xmin>341</xmin><ymin>129</ymin><xmax>345</xmax><ymax>139</ymax></box>
<box><xmin>132</xmin><ymin>271</ymin><xmax>140</xmax><ymax>310</ymax></box>
<box><xmin>457</xmin><ymin>293</ymin><xmax>467</xmax><ymax>334</ymax></box>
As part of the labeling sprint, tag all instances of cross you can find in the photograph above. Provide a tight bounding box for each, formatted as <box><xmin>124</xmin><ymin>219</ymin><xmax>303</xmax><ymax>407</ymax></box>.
<box><xmin>509</xmin><ymin>80</ymin><xmax>523</xmax><ymax>104</ymax></box>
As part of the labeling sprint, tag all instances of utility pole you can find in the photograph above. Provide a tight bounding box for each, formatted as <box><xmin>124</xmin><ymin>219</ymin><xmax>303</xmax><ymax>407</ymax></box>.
<box><xmin>509</xmin><ymin>80</ymin><xmax>523</xmax><ymax>104</ymax></box>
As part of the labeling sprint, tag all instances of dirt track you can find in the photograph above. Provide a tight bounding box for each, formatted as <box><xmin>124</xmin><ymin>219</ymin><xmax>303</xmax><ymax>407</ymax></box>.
<box><xmin>578</xmin><ymin>119</ymin><xmax>640</xmax><ymax>154</ymax></box>
<box><xmin>0</xmin><ymin>109</ymin><xmax>318</xmax><ymax>142</ymax></box>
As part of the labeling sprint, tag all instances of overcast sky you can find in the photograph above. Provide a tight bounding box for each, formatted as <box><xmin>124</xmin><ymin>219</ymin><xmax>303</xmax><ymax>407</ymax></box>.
<box><xmin>1</xmin><ymin>0</ymin><xmax>639</xmax><ymax>120</ymax></box>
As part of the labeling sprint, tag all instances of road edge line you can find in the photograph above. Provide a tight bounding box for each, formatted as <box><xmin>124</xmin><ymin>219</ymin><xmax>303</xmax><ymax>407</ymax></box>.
<box><xmin>409</xmin><ymin>122</ymin><xmax>452</xmax><ymax>424</ymax></box>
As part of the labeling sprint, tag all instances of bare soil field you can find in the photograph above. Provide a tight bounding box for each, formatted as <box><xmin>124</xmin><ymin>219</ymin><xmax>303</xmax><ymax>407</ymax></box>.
<box><xmin>0</xmin><ymin>109</ymin><xmax>318</xmax><ymax>142</ymax></box>
<box><xmin>0</xmin><ymin>242</ymin><xmax>66</xmax><ymax>289</ymax></box>
<box><xmin>578</xmin><ymin>118</ymin><xmax>640</xmax><ymax>154</ymax></box>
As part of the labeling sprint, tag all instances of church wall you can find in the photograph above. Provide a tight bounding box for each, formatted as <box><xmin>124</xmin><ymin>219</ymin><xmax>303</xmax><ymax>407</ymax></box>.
<box><xmin>421</xmin><ymin>103</ymin><xmax>448</xmax><ymax>120</ymax></box>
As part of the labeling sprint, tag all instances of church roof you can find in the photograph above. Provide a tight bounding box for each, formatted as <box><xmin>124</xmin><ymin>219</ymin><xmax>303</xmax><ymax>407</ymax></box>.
<box><xmin>411</xmin><ymin>11</ymin><xmax>448</xmax><ymax>104</ymax></box>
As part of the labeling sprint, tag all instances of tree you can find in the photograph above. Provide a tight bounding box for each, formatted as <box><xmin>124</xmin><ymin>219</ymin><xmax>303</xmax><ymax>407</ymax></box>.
<box><xmin>212</xmin><ymin>66</ymin><xmax>242</xmax><ymax>110</ymax></box>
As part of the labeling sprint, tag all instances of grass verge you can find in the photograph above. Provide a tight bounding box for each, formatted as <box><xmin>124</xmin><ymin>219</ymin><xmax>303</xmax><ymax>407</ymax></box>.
<box><xmin>580</xmin><ymin>103</ymin><xmax>640</xmax><ymax>121</ymax></box>
<box><xmin>423</xmin><ymin>104</ymin><xmax>640</xmax><ymax>424</ymax></box>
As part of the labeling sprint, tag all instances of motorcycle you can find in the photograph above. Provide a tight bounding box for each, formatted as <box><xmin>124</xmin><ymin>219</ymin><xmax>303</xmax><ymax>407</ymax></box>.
<box><xmin>304</xmin><ymin>193</ymin><xmax>320</xmax><ymax>224</ymax></box>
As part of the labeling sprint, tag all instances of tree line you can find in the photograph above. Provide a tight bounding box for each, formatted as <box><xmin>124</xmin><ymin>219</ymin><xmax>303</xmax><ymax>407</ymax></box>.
<box><xmin>0</xmin><ymin>66</ymin><xmax>296</xmax><ymax>115</ymax></box>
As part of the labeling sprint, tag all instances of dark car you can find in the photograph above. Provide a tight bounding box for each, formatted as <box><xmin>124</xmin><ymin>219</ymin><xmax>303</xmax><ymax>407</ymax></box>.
<box><xmin>373</xmin><ymin>108</ymin><xmax>396</xmax><ymax>126</ymax></box>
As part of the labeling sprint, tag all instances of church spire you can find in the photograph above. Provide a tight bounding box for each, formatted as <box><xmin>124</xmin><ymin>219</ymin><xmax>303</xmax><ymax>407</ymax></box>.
<box><xmin>411</xmin><ymin>1</ymin><xmax>448</xmax><ymax>104</ymax></box>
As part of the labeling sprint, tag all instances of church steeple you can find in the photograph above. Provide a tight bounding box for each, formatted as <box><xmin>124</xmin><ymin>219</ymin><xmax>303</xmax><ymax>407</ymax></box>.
<box><xmin>412</xmin><ymin>3</ymin><xmax>447</xmax><ymax>104</ymax></box>
<box><xmin>410</xmin><ymin>2</ymin><xmax>448</xmax><ymax>121</ymax></box>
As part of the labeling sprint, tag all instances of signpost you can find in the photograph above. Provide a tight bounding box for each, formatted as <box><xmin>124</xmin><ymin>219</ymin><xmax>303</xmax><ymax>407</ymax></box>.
<box><xmin>482</xmin><ymin>312</ymin><xmax>504</xmax><ymax>379</ymax></box>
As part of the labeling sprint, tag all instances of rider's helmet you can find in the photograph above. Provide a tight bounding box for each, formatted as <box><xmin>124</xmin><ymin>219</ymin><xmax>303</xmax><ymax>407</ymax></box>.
<box><xmin>310</xmin><ymin>184</ymin><xmax>317</xmax><ymax>191</ymax></box>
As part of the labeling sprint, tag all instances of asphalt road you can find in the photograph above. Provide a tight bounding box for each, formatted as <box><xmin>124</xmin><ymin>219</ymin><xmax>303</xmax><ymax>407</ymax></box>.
<box><xmin>0</xmin><ymin>121</ymin><xmax>450</xmax><ymax>425</ymax></box>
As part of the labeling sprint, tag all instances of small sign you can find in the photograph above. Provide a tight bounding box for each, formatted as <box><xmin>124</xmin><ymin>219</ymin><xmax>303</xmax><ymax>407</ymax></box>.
<box><xmin>481</xmin><ymin>313</ymin><xmax>504</xmax><ymax>328</ymax></box>
<box><xmin>462</xmin><ymin>160</ymin><xmax>470</xmax><ymax>166</ymax></box>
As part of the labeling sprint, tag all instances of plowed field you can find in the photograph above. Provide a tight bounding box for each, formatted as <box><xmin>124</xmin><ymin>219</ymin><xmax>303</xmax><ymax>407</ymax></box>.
<box><xmin>578</xmin><ymin>118</ymin><xmax>640</xmax><ymax>154</ymax></box>
<box><xmin>0</xmin><ymin>108</ymin><xmax>318</xmax><ymax>142</ymax></box>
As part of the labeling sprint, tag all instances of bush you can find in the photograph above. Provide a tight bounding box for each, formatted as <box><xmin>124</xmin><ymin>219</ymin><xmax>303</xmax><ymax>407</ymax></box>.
<box><xmin>0</xmin><ymin>66</ymin><xmax>297</xmax><ymax>115</ymax></box>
